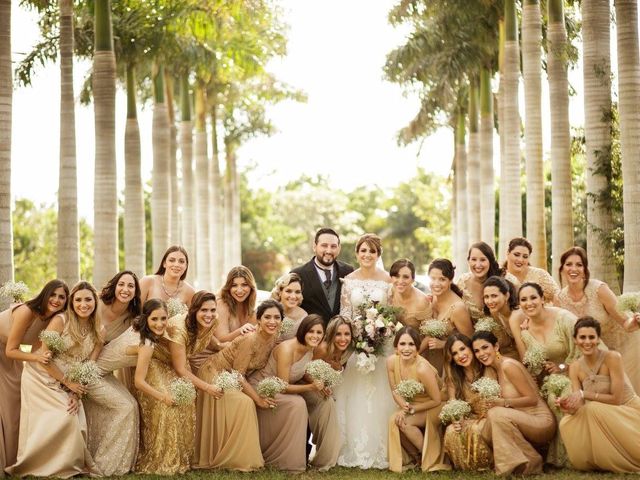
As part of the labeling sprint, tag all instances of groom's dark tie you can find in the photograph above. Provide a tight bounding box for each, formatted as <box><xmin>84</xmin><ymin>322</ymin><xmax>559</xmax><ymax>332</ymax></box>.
<box><xmin>321</xmin><ymin>268</ymin><xmax>332</xmax><ymax>289</ymax></box>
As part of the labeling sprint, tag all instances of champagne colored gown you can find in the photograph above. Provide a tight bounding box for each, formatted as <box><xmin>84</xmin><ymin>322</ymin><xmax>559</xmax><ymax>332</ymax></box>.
<box><xmin>443</xmin><ymin>381</ymin><xmax>493</xmax><ymax>471</ymax></box>
<box><xmin>6</xmin><ymin>318</ymin><xmax>101</xmax><ymax>478</ymax></box>
<box><xmin>0</xmin><ymin>305</ymin><xmax>49</xmax><ymax>474</ymax></box>
<box><xmin>388</xmin><ymin>355</ymin><xmax>449</xmax><ymax>472</ymax></box>
<box><xmin>423</xmin><ymin>304</ymin><xmax>456</xmax><ymax>376</ymax></box>
<box><xmin>559</xmin><ymin>353</ymin><xmax>640</xmax><ymax>472</ymax></box>
<box><xmin>84</xmin><ymin>326</ymin><xmax>140</xmax><ymax>475</ymax></box>
<box><xmin>481</xmin><ymin>365</ymin><xmax>555</xmax><ymax>475</ymax></box>
<box><xmin>557</xmin><ymin>279</ymin><xmax>640</xmax><ymax>393</ymax></box>
<box><xmin>97</xmin><ymin>300</ymin><xmax>135</xmax><ymax>390</ymax></box>
<box><xmin>249</xmin><ymin>349</ymin><xmax>313</xmax><ymax>472</ymax></box>
<box><xmin>193</xmin><ymin>331</ymin><xmax>276</xmax><ymax>471</ymax></box>
<box><xmin>456</xmin><ymin>272</ymin><xmax>519</xmax><ymax>323</ymax></box>
<box><xmin>135</xmin><ymin>317</ymin><xmax>196</xmax><ymax>475</ymax></box>
<box><xmin>509</xmin><ymin>267</ymin><xmax>560</xmax><ymax>304</ymax></box>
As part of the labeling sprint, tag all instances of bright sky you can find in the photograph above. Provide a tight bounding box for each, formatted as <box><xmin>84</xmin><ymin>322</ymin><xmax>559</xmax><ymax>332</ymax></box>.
<box><xmin>10</xmin><ymin>0</ymin><xmax>596</xmax><ymax>223</ymax></box>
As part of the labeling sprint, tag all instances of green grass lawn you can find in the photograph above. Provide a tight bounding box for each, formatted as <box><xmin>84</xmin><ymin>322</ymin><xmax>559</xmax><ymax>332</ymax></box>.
<box><xmin>113</xmin><ymin>467</ymin><xmax>626</xmax><ymax>480</ymax></box>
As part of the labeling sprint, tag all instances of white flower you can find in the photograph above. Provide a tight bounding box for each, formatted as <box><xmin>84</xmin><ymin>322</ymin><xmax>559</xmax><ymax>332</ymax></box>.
<box><xmin>365</xmin><ymin>323</ymin><xmax>376</xmax><ymax>338</ymax></box>
<box><xmin>365</xmin><ymin>307</ymin><xmax>378</xmax><ymax>320</ymax></box>
<box><xmin>355</xmin><ymin>352</ymin><xmax>377</xmax><ymax>373</ymax></box>
<box><xmin>374</xmin><ymin>317</ymin><xmax>385</xmax><ymax>329</ymax></box>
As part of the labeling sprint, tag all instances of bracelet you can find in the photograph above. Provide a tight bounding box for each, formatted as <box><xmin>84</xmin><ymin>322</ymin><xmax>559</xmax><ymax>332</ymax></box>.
<box><xmin>579</xmin><ymin>389</ymin><xmax>584</xmax><ymax>399</ymax></box>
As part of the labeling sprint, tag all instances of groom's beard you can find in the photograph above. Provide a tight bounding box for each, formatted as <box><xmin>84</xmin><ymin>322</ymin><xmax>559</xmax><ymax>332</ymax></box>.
<box><xmin>315</xmin><ymin>255</ymin><xmax>336</xmax><ymax>267</ymax></box>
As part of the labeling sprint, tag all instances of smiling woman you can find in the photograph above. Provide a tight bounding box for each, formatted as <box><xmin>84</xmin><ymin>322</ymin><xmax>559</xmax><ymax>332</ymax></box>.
<box><xmin>139</xmin><ymin>246</ymin><xmax>195</xmax><ymax>307</ymax></box>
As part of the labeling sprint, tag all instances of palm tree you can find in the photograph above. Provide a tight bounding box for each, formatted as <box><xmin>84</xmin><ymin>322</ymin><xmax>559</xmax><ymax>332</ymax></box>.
<box><xmin>0</xmin><ymin>0</ymin><xmax>13</xmax><ymax>284</ymax></box>
<box><xmin>497</xmin><ymin>19</ymin><xmax>507</xmax><ymax>259</ymax></box>
<box><xmin>467</xmin><ymin>78</ymin><xmax>481</xmax><ymax>243</ymax></box>
<box><xmin>582</xmin><ymin>0</ymin><xmax>619</xmax><ymax>292</ymax></box>
<box><xmin>479</xmin><ymin>67</ymin><xmax>495</xmax><ymax>247</ymax></box>
<box><xmin>501</xmin><ymin>0</ymin><xmax>523</xmax><ymax>247</ymax></box>
<box><xmin>93</xmin><ymin>0</ymin><xmax>118</xmax><ymax>288</ymax></box>
<box><xmin>547</xmin><ymin>0</ymin><xmax>573</xmax><ymax>280</ymax></box>
<box><xmin>522</xmin><ymin>0</ymin><xmax>546</xmax><ymax>267</ymax></box>
<box><xmin>194</xmin><ymin>84</ymin><xmax>211</xmax><ymax>288</ymax></box>
<box><xmin>151</xmin><ymin>64</ymin><xmax>171</xmax><ymax>268</ymax></box>
<box><xmin>615</xmin><ymin>0</ymin><xmax>640</xmax><ymax>292</ymax></box>
<box><xmin>165</xmin><ymin>72</ymin><xmax>180</xmax><ymax>244</ymax></box>
<box><xmin>57</xmin><ymin>0</ymin><xmax>79</xmax><ymax>286</ymax></box>
<box><xmin>124</xmin><ymin>63</ymin><xmax>145</xmax><ymax>277</ymax></box>
<box><xmin>179</xmin><ymin>74</ymin><xmax>195</xmax><ymax>282</ymax></box>
<box><xmin>455</xmin><ymin>107</ymin><xmax>469</xmax><ymax>272</ymax></box>
<box><xmin>209</xmin><ymin>102</ymin><xmax>224</xmax><ymax>287</ymax></box>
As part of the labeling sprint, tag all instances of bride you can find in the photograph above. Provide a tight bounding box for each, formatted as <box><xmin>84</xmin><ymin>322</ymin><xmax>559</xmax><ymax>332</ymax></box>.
<box><xmin>334</xmin><ymin>233</ymin><xmax>396</xmax><ymax>469</ymax></box>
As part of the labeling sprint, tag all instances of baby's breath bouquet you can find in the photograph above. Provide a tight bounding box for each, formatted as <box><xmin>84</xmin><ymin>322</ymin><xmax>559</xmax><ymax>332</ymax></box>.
<box><xmin>66</xmin><ymin>360</ymin><xmax>101</xmax><ymax>387</ymax></box>
<box><xmin>38</xmin><ymin>330</ymin><xmax>67</xmax><ymax>356</ymax></box>
<box><xmin>256</xmin><ymin>376</ymin><xmax>288</xmax><ymax>398</ymax></box>
<box><xmin>213</xmin><ymin>370</ymin><xmax>243</xmax><ymax>392</ymax></box>
<box><xmin>394</xmin><ymin>379</ymin><xmax>425</xmax><ymax>402</ymax></box>
<box><xmin>278</xmin><ymin>318</ymin><xmax>296</xmax><ymax>338</ymax></box>
<box><xmin>541</xmin><ymin>373</ymin><xmax>572</xmax><ymax>400</ymax></box>
<box><xmin>617</xmin><ymin>292</ymin><xmax>640</xmax><ymax>313</ymax></box>
<box><xmin>474</xmin><ymin>317</ymin><xmax>499</xmax><ymax>333</ymax></box>
<box><xmin>523</xmin><ymin>343</ymin><xmax>546</xmax><ymax>376</ymax></box>
<box><xmin>166</xmin><ymin>298</ymin><xmax>188</xmax><ymax>319</ymax></box>
<box><xmin>419</xmin><ymin>319</ymin><xmax>449</xmax><ymax>339</ymax></box>
<box><xmin>470</xmin><ymin>377</ymin><xmax>501</xmax><ymax>399</ymax></box>
<box><xmin>439</xmin><ymin>399</ymin><xmax>472</xmax><ymax>425</ymax></box>
<box><xmin>0</xmin><ymin>281</ymin><xmax>29</xmax><ymax>303</ymax></box>
<box><xmin>305</xmin><ymin>359</ymin><xmax>342</xmax><ymax>388</ymax></box>
<box><xmin>169</xmin><ymin>378</ymin><xmax>197</xmax><ymax>405</ymax></box>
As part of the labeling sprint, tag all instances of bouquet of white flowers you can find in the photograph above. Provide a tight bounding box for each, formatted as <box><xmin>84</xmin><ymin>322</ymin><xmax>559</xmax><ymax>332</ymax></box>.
<box><xmin>394</xmin><ymin>379</ymin><xmax>425</xmax><ymax>402</ymax></box>
<box><xmin>38</xmin><ymin>330</ymin><xmax>67</xmax><ymax>356</ymax></box>
<box><xmin>617</xmin><ymin>292</ymin><xmax>640</xmax><ymax>313</ymax></box>
<box><xmin>169</xmin><ymin>378</ymin><xmax>197</xmax><ymax>405</ymax></box>
<box><xmin>305</xmin><ymin>359</ymin><xmax>342</xmax><ymax>388</ymax></box>
<box><xmin>470</xmin><ymin>377</ymin><xmax>501</xmax><ymax>399</ymax></box>
<box><xmin>0</xmin><ymin>281</ymin><xmax>29</xmax><ymax>303</ymax></box>
<box><xmin>256</xmin><ymin>376</ymin><xmax>288</xmax><ymax>398</ymax></box>
<box><xmin>474</xmin><ymin>317</ymin><xmax>499</xmax><ymax>333</ymax></box>
<box><xmin>523</xmin><ymin>343</ymin><xmax>546</xmax><ymax>376</ymax></box>
<box><xmin>213</xmin><ymin>370</ymin><xmax>243</xmax><ymax>392</ymax></box>
<box><xmin>166</xmin><ymin>298</ymin><xmax>188</xmax><ymax>319</ymax></box>
<box><xmin>419</xmin><ymin>319</ymin><xmax>449</xmax><ymax>339</ymax></box>
<box><xmin>66</xmin><ymin>360</ymin><xmax>101</xmax><ymax>387</ymax></box>
<box><xmin>439</xmin><ymin>399</ymin><xmax>472</xmax><ymax>425</ymax></box>
<box><xmin>541</xmin><ymin>373</ymin><xmax>572</xmax><ymax>400</ymax></box>
<box><xmin>278</xmin><ymin>318</ymin><xmax>296</xmax><ymax>338</ymax></box>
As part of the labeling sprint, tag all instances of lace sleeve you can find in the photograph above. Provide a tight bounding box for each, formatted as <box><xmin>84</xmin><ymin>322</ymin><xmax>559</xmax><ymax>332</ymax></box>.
<box><xmin>339</xmin><ymin>279</ymin><xmax>353</xmax><ymax>319</ymax></box>
<box><xmin>534</xmin><ymin>268</ymin><xmax>560</xmax><ymax>304</ymax></box>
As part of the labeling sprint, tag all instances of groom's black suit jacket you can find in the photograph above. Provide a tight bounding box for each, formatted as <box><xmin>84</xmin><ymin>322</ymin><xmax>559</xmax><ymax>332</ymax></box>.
<box><xmin>291</xmin><ymin>258</ymin><xmax>354</xmax><ymax>324</ymax></box>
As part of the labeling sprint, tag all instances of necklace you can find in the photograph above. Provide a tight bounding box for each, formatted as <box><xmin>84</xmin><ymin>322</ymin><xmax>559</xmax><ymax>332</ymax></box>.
<box><xmin>161</xmin><ymin>275</ymin><xmax>182</xmax><ymax>299</ymax></box>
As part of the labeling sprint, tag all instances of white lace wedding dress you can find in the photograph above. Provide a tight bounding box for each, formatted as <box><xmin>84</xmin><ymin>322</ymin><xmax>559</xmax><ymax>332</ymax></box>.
<box><xmin>334</xmin><ymin>278</ymin><xmax>397</xmax><ymax>469</ymax></box>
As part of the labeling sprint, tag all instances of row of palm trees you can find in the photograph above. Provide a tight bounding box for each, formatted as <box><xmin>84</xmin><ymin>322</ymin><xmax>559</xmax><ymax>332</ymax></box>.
<box><xmin>386</xmin><ymin>0</ymin><xmax>640</xmax><ymax>293</ymax></box>
<box><xmin>0</xmin><ymin>0</ymin><xmax>300</xmax><ymax>290</ymax></box>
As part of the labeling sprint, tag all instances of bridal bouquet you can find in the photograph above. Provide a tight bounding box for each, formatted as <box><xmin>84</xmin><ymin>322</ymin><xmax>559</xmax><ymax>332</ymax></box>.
<box><xmin>66</xmin><ymin>360</ymin><xmax>101</xmax><ymax>387</ymax></box>
<box><xmin>522</xmin><ymin>342</ymin><xmax>547</xmax><ymax>376</ymax></box>
<box><xmin>169</xmin><ymin>378</ymin><xmax>197</xmax><ymax>405</ymax></box>
<box><xmin>305</xmin><ymin>360</ymin><xmax>342</xmax><ymax>388</ymax></box>
<box><xmin>166</xmin><ymin>298</ymin><xmax>188</xmax><ymax>319</ymax></box>
<box><xmin>474</xmin><ymin>317</ymin><xmax>499</xmax><ymax>333</ymax></box>
<box><xmin>38</xmin><ymin>330</ymin><xmax>67</xmax><ymax>356</ymax></box>
<box><xmin>419</xmin><ymin>319</ymin><xmax>449</xmax><ymax>339</ymax></box>
<box><xmin>470</xmin><ymin>377</ymin><xmax>501</xmax><ymax>400</ymax></box>
<box><xmin>0</xmin><ymin>281</ymin><xmax>29</xmax><ymax>303</ymax></box>
<box><xmin>213</xmin><ymin>370</ymin><xmax>243</xmax><ymax>392</ymax></box>
<box><xmin>394</xmin><ymin>379</ymin><xmax>424</xmax><ymax>402</ymax></box>
<box><xmin>439</xmin><ymin>399</ymin><xmax>472</xmax><ymax>425</ymax></box>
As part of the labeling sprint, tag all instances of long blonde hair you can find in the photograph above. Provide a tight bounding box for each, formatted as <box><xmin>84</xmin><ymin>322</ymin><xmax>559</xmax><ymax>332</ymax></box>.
<box><xmin>66</xmin><ymin>281</ymin><xmax>102</xmax><ymax>346</ymax></box>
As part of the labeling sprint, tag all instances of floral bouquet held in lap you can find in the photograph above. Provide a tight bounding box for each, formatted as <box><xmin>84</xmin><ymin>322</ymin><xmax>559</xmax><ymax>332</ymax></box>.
<box><xmin>394</xmin><ymin>379</ymin><xmax>424</xmax><ymax>403</ymax></box>
<box><xmin>348</xmin><ymin>298</ymin><xmax>401</xmax><ymax>374</ymax></box>
<box><xmin>305</xmin><ymin>360</ymin><xmax>342</xmax><ymax>389</ymax></box>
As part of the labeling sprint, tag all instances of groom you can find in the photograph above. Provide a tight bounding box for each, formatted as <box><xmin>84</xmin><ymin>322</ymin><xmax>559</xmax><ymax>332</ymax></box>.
<box><xmin>292</xmin><ymin>227</ymin><xmax>354</xmax><ymax>324</ymax></box>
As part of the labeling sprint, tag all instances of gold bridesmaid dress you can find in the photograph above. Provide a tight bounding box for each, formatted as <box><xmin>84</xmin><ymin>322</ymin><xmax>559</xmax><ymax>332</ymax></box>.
<box><xmin>560</xmin><ymin>353</ymin><xmax>640</xmax><ymax>473</ymax></box>
<box><xmin>388</xmin><ymin>355</ymin><xmax>449</xmax><ymax>472</ymax></box>
<box><xmin>6</xmin><ymin>319</ymin><xmax>101</xmax><ymax>478</ymax></box>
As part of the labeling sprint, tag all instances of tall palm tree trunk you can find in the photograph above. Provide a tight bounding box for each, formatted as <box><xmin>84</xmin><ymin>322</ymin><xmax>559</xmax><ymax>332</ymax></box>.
<box><xmin>194</xmin><ymin>85</ymin><xmax>211</xmax><ymax>288</ymax></box>
<box><xmin>615</xmin><ymin>0</ymin><xmax>640</xmax><ymax>292</ymax></box>
<box><xmin>151</xmin><ymin>64</ymin><xmax>171</xmax><ymax>268</ymax></box>
<box><xmin>582</xmin><ymin>0</ymin><xmax>619</xmax><ymax>292</ymax></box>
<box><xmin>497</xmin><ymin>19</ymin><xmax>508</xmax><ymax>260</ymax></box>
<box><xmin>467</xmin><ymin>79</ymin><xmax>481</xmax><ymax>243</ymax></box>
<box><xmin>548</xmin><ymin>0</ymin><xmax>573</xmax><ymax>281</ymax></box>
<box><xmin>225</xmin><ymin>143</ymin><xmax>242</xmax><ymax>267</ymax></box>
<box><xmin>479</xmin><ymin>68</ymin><xmax>495</xmax><ymax>247</ymax></box>
<box><xmin>124</xmin><ymin>63</ymin><xmax>145</xmax><ymax>277</ymax></box>
<box><xmin>57</xmin><ymin>0</ymin><xmax>79</xmax><ymax>285</ymax></box>
<box><xmin>93</xmin><ymin>0</ymin><xmax>118</xmax><ymax>288</ymax></box>
<box><xmin>179</xmin><ymin>75</ymin><xmax>195</xmax><ymax>283</ymax></box>
<box><xmin>455</xmin><ymin>109</ymin><xmax>469</xmax><ymax>273</ymax></box>
<box><xmin>210</xmin><ymin>106</ymin><xmax>224</xmax><ymax>287</ymax></box>
<box><xmin>522</xmin><ymin>0</ymin><xmax>546</xmax><ymax>267</ymax></box>
<box><xmin>0</xmin><ymin>0</ymin><xmax>14</xmax><ymax>286</ymax></box>
<box><xmin>164</xmin><ymin>71</ymin><xmax>180</xmax><ymax>244</ymax></box>
<box><xmin>223</xmin><ymin>151</ymin><xmax>233</xmax><ymax>274</ymax></box>
<box><xmin>502</xmin><ymin>0</ymin><xmax>523</xmax><ymax>249</ymax></box>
